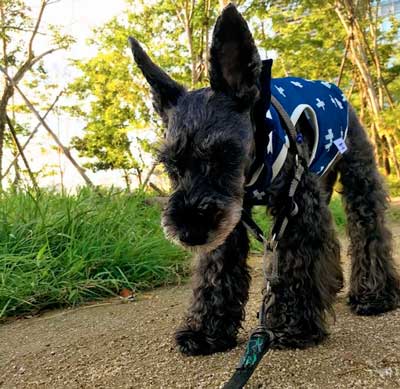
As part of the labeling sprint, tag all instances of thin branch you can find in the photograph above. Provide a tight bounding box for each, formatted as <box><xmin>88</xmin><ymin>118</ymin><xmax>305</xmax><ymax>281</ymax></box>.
<box><xmin>3</xmin><ymin>26</ymin><xmax>48</xmax><ymax>36</ymax></box>
<box><xmin>170</xmin><ymin>0</ymin><xmax>185</xmax><ymax>25</ymax></box>
<box><xmin>29</xmin><ymin>47</ymin><xmax>62</xmax><ymax>69</ymax></box>
<box><xmin>337</xmin><ymin>35</ymin><xmax>351</xmax><ymax>87</ymax></box>
<box><xmin>0</xmin><ymin>46</ymin><xmax>63</xmax><ymax>108</ymax></box>
<box><xmin>142</xmin><ymin>161</ymin><xmax>158</xmax><ymax>189</ymax></box>
<box><xmin>28</xmin><ymin>0</ymin><xmax>47</xmax><ymax>59</ymax></box>
<box><xmin>188</xmin><ymin>0</ymin><xmax>196</xmax><ymax>23</ymax></box>
<box><xmin>1</xmin><ymin>4</ymin><xmax>8</xmax><ymax>74</ymax></box>
<box><xmin>6</xmin><ymin>115</ymin><xmax>39</xmax><ymax>191</ymax></box>
<box><xmin>0</xmin><ymin>67</ymin><xmax>95</xmax><ymax>188</ymax></box>
<box><xmin>10</xmin><ymin>47</ymin><xmax>61</xmax><ymax>89</ymax></box>
<box><xmin>149</xmin><ymin>182</ymin><xmax>166</xmax><ymax>196</ymax></box>
<box><xmin>2</xmin><ymin>91</ymin><xmax>63</xmax><ymax>179</ymax></box>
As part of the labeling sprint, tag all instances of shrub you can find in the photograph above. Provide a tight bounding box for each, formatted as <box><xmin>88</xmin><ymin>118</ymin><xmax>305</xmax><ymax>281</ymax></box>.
<box><xmin>0</xmin><ymin>188</ymin><xmax>188</xmax><ymax>318</ymax></box>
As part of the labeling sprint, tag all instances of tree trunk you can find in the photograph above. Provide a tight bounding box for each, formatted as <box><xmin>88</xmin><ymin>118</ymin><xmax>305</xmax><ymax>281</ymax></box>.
<box><xmin>204</xmin><ymin>0</ymin><xmax>210</xmax><ymax>78</ymax></box>
<box><xmin>367</xmin><ymin>2</ymin><xmax>395</xmax><ymax>109</ymax></box>
<box><xmin>123</xmin><ymin>169</ymin><xmax>131</xmax><ymax>191</ymax></box>
<box><xmin>6</xmin><ymin>115</ymin><xmax>39</xmax><ymax>190</ymax></box>
<box><xmin>173</xmin><ymin>1</ymin><xmax>198</xmax><ymax>87</ymax></box>
<box><xmin>0</xmin><ymin>85</ymin><xmax>14</xmax><ymax>189</ymax></box>
<box><xmin>184</xmin><ymin>1</ymin><xmax>197</xmax><ymax>87</ymax></box>
<box><xmin>0</xmin><ymin>0</ymin><xmax>63</xmax><ymax>188</ymax></box>
<box><xmin>381</xmin><ymin>135</ymin><xmax>391</xmax><ymax>176</ymax></box>
<box><xmin>335</xmin><ymin>0</ymin><xmax>381</xmax><ymax>125</ymax></box>
<box><xmin>387</xmin><ymin>135</ymin><xmax>400</xmax><ymax>179</ymax></box>
<box><xmin>142</xmin><ymin>161</ymin><xmax>157</xmax><ymax>189</ymax></box>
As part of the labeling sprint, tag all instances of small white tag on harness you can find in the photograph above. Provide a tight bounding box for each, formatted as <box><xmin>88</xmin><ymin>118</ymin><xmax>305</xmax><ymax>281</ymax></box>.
<box><xmin>334</xmin><ymin>138</ymin><xmax>348</xmax><ymax>154</ymax></box>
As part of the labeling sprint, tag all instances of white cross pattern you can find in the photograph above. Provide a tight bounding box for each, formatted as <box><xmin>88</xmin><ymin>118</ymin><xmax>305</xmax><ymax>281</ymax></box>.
<box><xmin>316</xmin><ymin>98</ymin><xmax>325</xmax><ymax>110</ymax></box>
<box><xmin>290</xmin><ymin>81</ymin><xmax>303</xmax><ymax>88</ymax></box>
<box><xmin>321</xmin><ymin>81</ymin><xmax>332</xmax><ymax>89</ymax></box>
<box><xmin>330</xmin><ymin>95</ymin><xmax>337</xmax><ymax>107</ymax></box>
<box><xmin>274</xmin><ymin>85</ymin><xmax>286</xmax><ymax>97</ymax></box>
<box><xmin>341</xmin><ymin>93</ymin><xmax>347</xmax><ymax>102</ymax></box>
<box><xmin>266</xmin><ymin>110</ymin><xmax>272</xmax><ymax>119</ymax></box>
<box><xmin>318</xmin><ymin>165</ymin><xmax>325</xmax><ymax>174</ymax></box>
<box><xmin>325</xmin><ymin>129</ymin><xmax>334</xmax><ymax>150</ymax></box>
<box><xmin>253</xmin><ymin>189</ymin><xmax>266</xmax><ymax>200</ymax></box>
<box><xmin>334</xmin><ymin>98</ymin><xmax>344</xmax><ymax>109</ymax></box>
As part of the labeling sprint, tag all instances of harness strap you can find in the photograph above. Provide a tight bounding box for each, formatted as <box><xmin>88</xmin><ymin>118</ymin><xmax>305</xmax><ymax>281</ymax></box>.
<box><xmin>270</xmin><ymin>95</ymin><xmax>307</xmax><ymax>162</ymax></box>
<box><xmin>241</xmin><ymin>211</ymin><xmax>267</xmax><ymax>244</ymax></box>
<box><xmin>229</xmin><ymin>94</ymin><xmax>308</xmax><ymax>389</ymax></box>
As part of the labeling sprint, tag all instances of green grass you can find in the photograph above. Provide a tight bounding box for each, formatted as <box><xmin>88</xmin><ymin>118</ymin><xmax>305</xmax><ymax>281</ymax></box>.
<box><xmin>249</xmin><ymin>197</ymin><xmax>349</xmax><ymax>252</ymax></box>
<box><xmin>387</xmin><ymin>175</ymin><xmax>400</xmax><ymax>197</ymax></box>
<box><xmin>389</xmin><ymin>203</ymin><xmax>400</xmax><ymax>223</ymax></box>
<box><xmin>249</xmin><ymin>194</ymin><xmax>400</xmax><ymax>252</ymax></box>
<box><xmin>0</xmin><ymin>188</ymin><xmax>188</xmax><ymax>318</ymax></box>
<box><xmin>1</xmin><ymin>186</ymin><xmax>398</xmax><ymax>319</ymax></box>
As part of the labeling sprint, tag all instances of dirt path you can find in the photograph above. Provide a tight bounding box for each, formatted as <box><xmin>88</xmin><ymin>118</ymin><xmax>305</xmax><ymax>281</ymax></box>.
<box><xmin>1</xmin><ymin>226</ymin><xmax>400</xmax><ymax>389</ymax></box>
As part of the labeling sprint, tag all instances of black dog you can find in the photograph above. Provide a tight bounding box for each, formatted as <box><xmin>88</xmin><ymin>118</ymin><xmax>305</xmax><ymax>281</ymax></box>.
<box><xmin>129</xmin><ymin>4</ymin><xmax>400</xmax><ymax>356</ymax></box>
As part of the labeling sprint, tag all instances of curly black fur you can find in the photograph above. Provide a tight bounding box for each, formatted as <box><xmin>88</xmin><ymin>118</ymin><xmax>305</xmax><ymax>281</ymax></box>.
<box><xmin>129</xmin><ymin>4</ymin><xmax>400</xmax><ymax>357</ymax></box>
<box><xmin>264</xmin><ymin>167</ymin><xmax>343</xmax><ymax>348</ymax></box>
<box><xmin>175</xmin><ymin>221</ymin><xmax>251</xmax><ymax>355</ymax></box>
<box><xmin>336</xmin><ymin>107</ymin><xmax>400</xmax><ymax>315</ymax></box>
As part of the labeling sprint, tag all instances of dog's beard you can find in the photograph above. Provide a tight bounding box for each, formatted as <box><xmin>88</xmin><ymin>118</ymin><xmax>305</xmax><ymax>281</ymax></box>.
<box><xmin>161</xmin><ymin>199</ymin><xmax>243</xmax><ymax>254</ymax></box>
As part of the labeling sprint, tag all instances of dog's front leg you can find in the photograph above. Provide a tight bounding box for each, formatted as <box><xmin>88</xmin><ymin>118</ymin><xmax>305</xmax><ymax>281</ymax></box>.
<box><xmin>266</xmin><ymin>171</ymin><xmax>343</xmax><ymax>349</ymax></box>
<box><xmin>175</xmin><ymin>222</ymin><xmax>250</xmax><ymax>356</ymax></box>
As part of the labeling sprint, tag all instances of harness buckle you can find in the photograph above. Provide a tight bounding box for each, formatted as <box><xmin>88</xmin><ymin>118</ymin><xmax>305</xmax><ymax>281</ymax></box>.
<box><xmin>267</xmin><ymin>233</ymin><xmax>278</xmax><ymax>252</ymax></box>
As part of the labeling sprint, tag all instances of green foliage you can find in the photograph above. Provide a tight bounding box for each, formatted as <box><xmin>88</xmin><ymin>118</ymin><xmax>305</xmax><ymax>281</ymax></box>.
<box><xmin>247</xmin><ymin>1</ymin><xmax>347</xmax><ymax>82</ymax></box>
<box><xmin>0</xmin><ymin>0</ymin><xmax>30</xmax><ymax>67</ymax></box>
<box><xmin>69</xmin><ymin>50</ymin><xmax>143</xmax><ymax>174</ymax></box>
<box><xmin>0</xmin><ymin>0</ymin><xmax>75</xmax><ymax>189</ymax></box>
<box><xmin>0</xmin><ymin>188</ymin><xmax>188</xmax><ymax>318</ymax></box>
<box><xmin>387</xmin><ymin>175</ymin><xmax>400</xmax><ymax>197</ymax></box>
<box><xmin>1</xmin><ymin>0</ymin><xmax>75</xmax><ymax>96</ymax></box>
<box><xmin>67</xmin><ymin>0</ymin><xmax>223</xmax><ymax>184</ymax></box>
<box><xmin>67</xmin><ymin>0</ymin><xmax>213</xmax><ymax>180</ymax></box>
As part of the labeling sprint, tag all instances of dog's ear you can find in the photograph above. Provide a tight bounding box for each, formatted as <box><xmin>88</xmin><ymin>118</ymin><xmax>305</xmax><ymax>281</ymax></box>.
<box><xmin>209</xmin><ymin>4</ymin><xmax>261</xmax><ymax>108</ymax></box>
<box><xmin>129</xmin><ymin>37</ymin><xmax>186</xmax><ymax>124</ymax></box>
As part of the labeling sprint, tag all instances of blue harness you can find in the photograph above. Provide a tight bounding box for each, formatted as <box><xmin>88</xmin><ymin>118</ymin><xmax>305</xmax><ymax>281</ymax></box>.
<box><xmin>245</xmin><ymin>77</ymin><xmax>349</xmax><ymax>205</ymax></box>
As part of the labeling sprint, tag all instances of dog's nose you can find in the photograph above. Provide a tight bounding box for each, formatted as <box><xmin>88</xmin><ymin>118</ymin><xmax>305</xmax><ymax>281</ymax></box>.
<box><xmin>179</xmin><ymin>231</ymin><xmax>206</xmax><ymax>246</ymax></box>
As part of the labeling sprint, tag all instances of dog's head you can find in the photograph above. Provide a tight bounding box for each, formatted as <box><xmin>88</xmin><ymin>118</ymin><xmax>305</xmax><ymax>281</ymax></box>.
<box><xmin>129</xmin><ymin>5</ymin><xmax>269</xmax><ymax>252</ymax></box>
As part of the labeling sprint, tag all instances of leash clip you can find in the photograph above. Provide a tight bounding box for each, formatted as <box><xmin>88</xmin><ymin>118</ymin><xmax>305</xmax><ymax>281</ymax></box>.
<box><xmin>266</xmin><ymin>233</ymin><xmax>278</xmax><ymax>252</ymax></box>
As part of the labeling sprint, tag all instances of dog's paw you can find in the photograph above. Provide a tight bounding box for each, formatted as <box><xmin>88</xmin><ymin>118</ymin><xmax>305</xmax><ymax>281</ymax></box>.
<box><xmin>271</xmin><ymin>327</ymin><xmax>327</xmax><ymax>350</ymax></box>
<box><xmin>174</xmin><ymin>328</ymin><xmax>236</xmax><ymax>356</ymax></box>
<box><xmin>348</xmin><ymin>292</ymin><xmax>400</xmax><ymax>316</ymax></box>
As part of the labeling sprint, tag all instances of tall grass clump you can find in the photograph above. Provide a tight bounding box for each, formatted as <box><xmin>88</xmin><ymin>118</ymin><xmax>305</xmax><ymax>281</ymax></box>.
<box><xmin>0</xmin><ymin>188</ymin><xmax>188</xmax><ymax>318</ymax></box>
